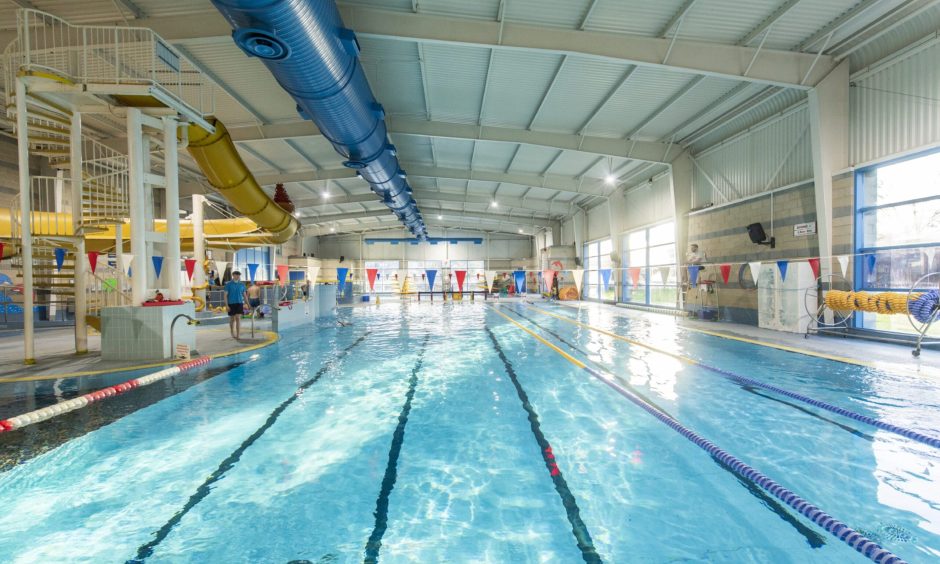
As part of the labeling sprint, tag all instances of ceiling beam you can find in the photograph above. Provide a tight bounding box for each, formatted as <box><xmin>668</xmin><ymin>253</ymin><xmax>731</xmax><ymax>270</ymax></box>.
<box><xmin>18</xmin><ymin>6</ymin><xmax>836</xmax><ymax>88</ymax></box>
<box><xmin>229</xmin><ymin>118</ymin><xmax>683</xmax><ymax>164</ymax></box>
<box><xmin>626</xmin><ymin>75</ymin><xmax>705</xmax><ymax>138</ymax></box>
<box><xmin>294</xmin><ymin>188</ymin><xmax>575</xmax><ymax>215</ymax></box>
<box><xmin>113</xmin><ymin>0</ymin><xmax>144</xmax><ymax>19</ymax></box>
<box><xmin>301</xmin><ymin>208</ymin><xmax>554</xmax><ymax>228</ymax></box>
<box><xmin>311</xmin><ymin>217</ymin><xmax>535</xmax><ymax>237</ymax></box>
<box><xmin>660</xmin><ymin>0</ymin><xmax>700</xmax><ymax>37</ymax></box>
<box><xmin>797</xmin><ymin>0</ymin><xmax>881</xmax><ymax>51</ymax></box>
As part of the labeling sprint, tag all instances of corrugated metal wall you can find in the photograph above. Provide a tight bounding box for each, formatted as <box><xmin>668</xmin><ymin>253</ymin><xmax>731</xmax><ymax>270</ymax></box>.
<box><xmin>850</xmin><ymin>38</ymin><xmax>940</xmax><ymax>166</ymax></box>
<box><xmin>621</xmin><ymin>174</ymin><xmax>674</xmax><ymax>232</ymax></box>
<box><xmin>691</xmin><ymin>106</ymin><xmax>813</xmax><ymax>207</ymax></box>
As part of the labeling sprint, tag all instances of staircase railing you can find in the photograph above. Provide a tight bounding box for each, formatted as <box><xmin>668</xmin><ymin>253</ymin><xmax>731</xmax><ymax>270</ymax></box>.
<box><xmin>5</xmin><ymin>9</ymin><xmax>213</xmax><ymax>117</ymax></box>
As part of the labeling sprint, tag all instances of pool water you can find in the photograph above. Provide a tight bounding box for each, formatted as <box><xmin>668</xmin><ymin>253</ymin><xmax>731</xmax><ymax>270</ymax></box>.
<box><xmin>0</xmin><ymin>301</ymin><xmax>938</xmax><ymax>563</ymax></box>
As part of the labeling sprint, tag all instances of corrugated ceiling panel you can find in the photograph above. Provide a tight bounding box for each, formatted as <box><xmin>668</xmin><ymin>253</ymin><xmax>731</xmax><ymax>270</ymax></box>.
<box><xmin>548</xmin><ymin>151</ymin><xmax>602</xmax><ymax>177</ymax></box>
<box><xmin>239</xmin><ymin>140</ymin><xmax>312</xmax><ymax>172</ymax></box>
<box><xmin>851</xmin><ymin>39</ymin><xmax>940</xmax><ymax>165</ymax></box>
<box><xmin>508</xmin><ymin>146</ymin><xmax>563</xmax><ymax>175</ymax></box>
<box><xmin>430</xmin><ymin>137</ymin><xmax>476</xmax><ymax>169</ymax></box>
<box><xmin>504</xmin><ymin>0</ymin><xmax>592</xmax><ymax>29</ymax></box>
<box><xmin>688</xmin><ymin>88</ymin><xmax>807</xmax><ymax>152</ymax></box>
<box><xmin>482</xmin><ymin>50</ymin><xmax>564</xmax><ymax>129</ymax></box>
<box><xmin>584</xmin><ymin>67</ymin><xmax>693</xmax><ymax>138</ymax></box>
<box><xmin>847</xmin><ymin>3</ymin><xmax>940</xmax><ymax>70</ymax></box>
<box><xmin>420</xmin><ymin>0</ymin><xmax>500</xmax><ymax>20</ymax></box>
<box><xmin>531</xmin><ymin>56</ymin><xmax>630</xmax><ymax>133</ymax></box>
<box><xmin>762</xmin><ymin>0</ymin><xmax>865</xmax><ymax>50</ymax></box>
<box><xmin>640</xmin><ymin>77</ymin><xmax>745</xmax><ymax>140</ymax></box>
<box><xmin>285</xmin><ymin>137</ymin><xmax>348</xmax><ymax>169</ymax></box>
<box><xmin>182</xmin><ymin>42</ymin><xmax>298</xmax><ymax>123</ymax></box>
<box><xmin>470</xmin><ymin>141</ymin><xmax>518</xmax><ymax>172</ymax></box>
<box><xmin>677</xmin><ymin>0</ymin><xmax>783</xmax><ymax>44</ymax></box>
<box><xmin>359</xmin><ymin>38</ymin><xmax>426</xmax><ymax>120</ymax></box>
<box><xmin>693</xmin><ymin>106</ymin><xmax>812</xmax><ymax>206</ymax></box>
<box><xmin>339</xmin><ymin>0</ymin><xmax>413</xmax><ymax>13</ymax></box>
<box><xmin>389</xmin><ymin>134</ymin><xmax>435</xmax><ymax>166</ymax></box>
<box><xmin>423</xmin><ymin>43</ymin><xmax>490</xmax><ymax>124</ymax></box>
<box><xmin>494</xmin><ymin>184</ymin><xmax>528</xmax><ymax>198</ymax></box>
<box><xmin>25</xmin><ymin>0</ymin><xmax>122</xmax><ymax>25</ymax></box>
<box><xmin>583</xmin><ymin>0</ymin><xmax>685</xmax><ymax>36</ymax></box>
<box><xmin>133</xmin><ymin>0</ymin><xmax>215</xmax><ymax>18</ymax></box>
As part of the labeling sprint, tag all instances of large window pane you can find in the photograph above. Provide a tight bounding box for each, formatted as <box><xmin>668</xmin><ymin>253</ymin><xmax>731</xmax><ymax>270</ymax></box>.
<box><xmin>649</xmin><ymin>222</ymin><xmax>674</xmax><ymax>246</ymax></box>
<box><xmin>860</xmin><ymin>200</ymin><xmax>940</xmax><ymax>248</ymax></box>
<box><xmin>619</xmin><ymin>223</ymin><xmax>678</xmax><ymax>308</ymax></box>
<box><xmin>628</xmin><ymin>231</ymin><xmax>646</xmax><ymax>250</ymax></box>
<box><xmin>649</xmin><ymin>244</ymin><xmax>676</xmax><ymax>267</ymax></box>
<box><xmin>860</xmin><ymin>151</ymin><xmax>940</xmax><ymax>207</ymax></box>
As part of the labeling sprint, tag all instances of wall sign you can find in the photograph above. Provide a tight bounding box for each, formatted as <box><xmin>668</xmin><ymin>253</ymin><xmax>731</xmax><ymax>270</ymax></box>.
<box><xmin>793</xmin><ymin>222</ymin><xmax>817</xmax><ymax>237</ymax></box>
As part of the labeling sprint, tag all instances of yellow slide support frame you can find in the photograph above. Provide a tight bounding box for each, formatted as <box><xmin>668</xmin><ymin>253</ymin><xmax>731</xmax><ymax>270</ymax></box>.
<box><xmin>186</xmin><ymin>118</ymin><xmax>300</xmax><ymax>244</ymax></box>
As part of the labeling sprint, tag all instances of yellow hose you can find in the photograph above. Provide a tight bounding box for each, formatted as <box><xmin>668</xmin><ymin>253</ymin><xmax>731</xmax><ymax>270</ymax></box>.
<box><xmin>825</xmin><ymin>290</ymin><xmax>920</xmax><ymax>315</ymax></box>
<box><xmin>182</xmin><ymin>295</ymin><xmax>205</xmax><ymax>312</ymax></box>
<box><xmin>186</xmin><ymin>118</ymin><xmax>299</xmax><ymax>244</ymax></box>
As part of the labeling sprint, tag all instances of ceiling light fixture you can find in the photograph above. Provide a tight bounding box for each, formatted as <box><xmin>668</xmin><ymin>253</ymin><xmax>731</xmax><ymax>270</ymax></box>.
<box><xmin>604</xmin><ymin>174</ymin><xmax>617</xmax><ymax>186</ymax></box>
<box><xmin>491</xmin><ymin>201</ymin><xmax>498</xmax><ymax>208</ymax></box>
<box><xmin>437</xmin><ymin>214</ymin><xmax>443</xmax><ymax>220</ymax></box>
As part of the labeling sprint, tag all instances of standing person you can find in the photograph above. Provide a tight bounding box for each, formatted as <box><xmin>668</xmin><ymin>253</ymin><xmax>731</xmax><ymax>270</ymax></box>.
<box><xmin>224</xmin><ymin>271</ymin><xmax>248</xmax><ymax>339</ymax></box>
<box><xmin>247</xmin><ymin>281</ymin><xmax>263</xmax><ymax>318</ymax></box>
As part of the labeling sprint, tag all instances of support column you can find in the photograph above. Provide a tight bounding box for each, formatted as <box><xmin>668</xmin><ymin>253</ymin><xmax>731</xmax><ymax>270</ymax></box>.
<box><xmin>192</xmin><ymin>194</ymin><xmax>206</xmax><ymax>303</ymax></box>
<box><xmin>607</xmin><ymin>193</ymin><xmax>624</xmax><ymax>302</ymax></box>
<box><xmin>163</xmin><ymin>117</ymin><xmax>181</xmax><ymax>300</ymax></box>
<box><xmin>808</xmin><ymin>60</ymin><xmax>850</xmax><ymax>284</ymax></box>
<box><xmin>70</xmin><ymin>111</ymin><xmax>88</xmax><ymax>354</ymax></box>
<box><xmin>670</xmin><ymin>151</ymin><xmax>694</xmax><ymax>310</ymax></box>
<box><xmin>115</xmin><ymin>223</ymin><xmax>124</xmax><ymax>292</ymax></box>
<box><xmin>142</xmin><ymin>134</ymin><xmax>156</xmax><ymax>291</ymax></box>
<box><xmin>127</xmin><ymin>108</ymin><xmax>147</xmax><ymax>305</ymax></box>
<box><xmin>15</xmin><ymin>78</ymin><xmax>35</xmax><ymax>364</ymax></box>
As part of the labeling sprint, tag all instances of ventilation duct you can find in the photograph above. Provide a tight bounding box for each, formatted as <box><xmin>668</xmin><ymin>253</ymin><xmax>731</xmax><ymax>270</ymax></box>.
<box><xmin>211</xmin><ymin>0</ymin><xmax>429</xmax><ymax>240</ymax></box>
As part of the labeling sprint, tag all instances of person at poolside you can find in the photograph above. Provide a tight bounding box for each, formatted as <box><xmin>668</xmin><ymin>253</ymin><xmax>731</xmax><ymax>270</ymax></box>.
<box><xmin>224</xmin><ymin>271</ymin><xmax>249</xmax><ymax>339</ymax></box>
<box><xmin>247</xmin><ymin>281</ymin><xmax>263</xmax><ymax>318</ymax></box>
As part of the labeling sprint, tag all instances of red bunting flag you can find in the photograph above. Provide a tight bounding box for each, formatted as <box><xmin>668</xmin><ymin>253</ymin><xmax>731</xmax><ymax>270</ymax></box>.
<box><xmin>87</xmin><ymin>251</ymin><xmax>99</xmax><ymax>274</ymax></box>
<box><xmin>455</xmin><ymin>270</ymin><xmax>467</xmax><ymax>291</ymax></box>
<box><xmin>808</xmin><ymin>257</ymin><xmax>820</xmax><ymax>280</ymax></box>
<box><xmin>184</xmin><ymin>258</ymin><xmax>197</xmax><ymax>281</ymax></box>
<box><xmin>0</xmin><ymin>242</ymin><xmax>4</xmax><ymax>262</ymax></box>
<box><xmin>276</xmin><ymin>264</ymin><xmax>290</xmax><ymax>286</ymax></box>
<box><xmin>628</xmin><ymin>267</ymin><xmax>641</xmax><ymax>288</ymax></box>
<box><xmin>720</xmin><ymin>264</ymin><xmax>732</xmax><ymax>285</ymax></box>
<box><xmin>543</xmin><ymin>269</ymin><xmax>556</xmax><ymax>291</ymax></box>
<box><xmin>366</xmin><ymin>268</ymin><xmax>378</xmax><ymax>291</ymax></box>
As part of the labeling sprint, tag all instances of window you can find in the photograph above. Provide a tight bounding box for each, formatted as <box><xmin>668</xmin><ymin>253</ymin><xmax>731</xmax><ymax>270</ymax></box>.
<box><xmin>233</xmin><ymin>247</ymin><xmax>271</xmax><ymax>282</ymax></box>
<box><xmin>447</xmin><ymin>260</ymin><xmax>485</xmax><ymax>291</ymax></box>
<box><xmin>856</xmin><ymin>150</ymin><xmax>940</xmax><ymax>336</ymax></box>
<box><xmin>582</xmin><ymin>239</ymin><xmax>614</xmax><ymax>301</ymax></box>
<box><xmin>364</xmin><ymin>261</ymin><xmax>400</xmax><ymax>293</ymax></box>
<box><xmin>620</xmin><ymin>221</ymin><xmax>678</xmax><ymax>308</ymax></box>
<box><xmin>408</xmin><ymin>260</ymin><xmax>442</xmax><ymax>291</ymax></box>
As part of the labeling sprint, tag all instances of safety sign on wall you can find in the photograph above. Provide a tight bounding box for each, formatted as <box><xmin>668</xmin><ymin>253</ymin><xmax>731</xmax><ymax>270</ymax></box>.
<box><xmin>793</xmin><ymin>222</ymin><xmax>817</xmax><ymax>237</ymax></box>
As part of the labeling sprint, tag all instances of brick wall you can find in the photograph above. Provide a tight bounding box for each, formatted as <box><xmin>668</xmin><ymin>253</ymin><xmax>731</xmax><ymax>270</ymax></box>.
<box><xmin>686</xmin><ymin>183</ymin><xmax>820</xmax><ymax>324</ymax></box>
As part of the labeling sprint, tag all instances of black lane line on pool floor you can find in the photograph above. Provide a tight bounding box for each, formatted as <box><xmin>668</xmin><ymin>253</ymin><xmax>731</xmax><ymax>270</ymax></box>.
<box><xmin>503</xmin><ymin>307</ymin><xmax>828</xmax><ymax>549</ymax></box>
<box><xmin>128</xmin><ymin>332</ymin><xmax>371</xmax><ymax>563</ymax></box>
<box><xmin>485</xmin><ymin>325</ymin><xmax>602</xmax><ymax>564</ymax></box>
<box><xmin>363</xmin><ymin>334</ymin><xmax>430</xmax><ymax>563</ymax></box>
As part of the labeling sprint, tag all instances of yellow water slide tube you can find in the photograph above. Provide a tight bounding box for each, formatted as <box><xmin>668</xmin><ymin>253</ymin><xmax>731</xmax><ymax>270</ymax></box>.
<box><xmin>186</xmin><ymin>118</ymin><xmax>299</xmax><ymax>244</ymax></box>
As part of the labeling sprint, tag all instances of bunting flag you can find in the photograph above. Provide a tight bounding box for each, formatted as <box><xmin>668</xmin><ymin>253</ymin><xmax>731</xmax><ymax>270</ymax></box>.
<box><xmin>184</xmin><ymin>258</ymin><xmax>197</xmax><ymax>281</ymax></box>
<box><xmin>658</xmin><ymin>266</ymin><xmax>671</xmax><ymax>286</ymax></box>
<box><xmin>246</xmin><ymin>263</ymin><xmax>259</xmax><ymax>282</ymax></box>
<box><xmin>513</xmin><ymin>270</ymin><xmax>526</xmax><ymax>294</ymax></box>
<box><xmin>455</xmin><ymin>270</ymin><xmax>467</xmax><ymax>291</ymax></box>
<box><xmin>376</xmin><ymin>272</ymin><xmax>381</xmax><ymax>280</ymax></box>
<box><xmin>0</xmin><ymin>242</ymin><xmax>4</xmax><ymax>262</ymax></box>
<box><xmin>571</xmin><ymin>269</ymin><xmax>584</xmax><ymax>296</ymax></box>
<box><xmin>808</xmin><ymin>258</ymin><xmax>820</xmax><ymax>280</ymax></box>
<box><xmin>543</xmin><ymin>269</ymin><xmax>557</xmax><ymax>292</ymax></box>
<box><xmin>600</xmin><ymin>269</ymin><xmax>612</xmax><ymax>290</ymax></box>
<box><xmin>88</xmin><ymin>251</ymin><xmax>100</xmax><ymax>275</ymax></box>
<box><xmin>308</xmin><ymin>266</ymin><xmax>320</xmax><ymax>286</ymax></box>
<box><xmin>53</xmin><ymin>247</ymin><xmax>66</xmax><ymax>272</ymax></box>
<box><xmin>366</xmin><ymin>268</ymin><xmax>378</xmax><ymax>291</ymax></box>
<box><xmin>777</xmin><ymin>260</ymin><xmax>789</xmax><ymax>282</ymax></box>
<box><xmin>748</xmin><ymin>261</ymin><xmax>762</xmax><ymax>284</ymax></box>
<box><xmin>628</xmin><ymin>267</ymin><xmax>641</xmax><ymax>288</ymax></box>
<box><xmin>425</xmin><ymin>269</ymin><xmax>437</xmax><ymax>291</ymax></box>
<box><xmin>484</xmin><ymin>270</ymin><xmax>496</xmax><ymax>292</ymax></box>
<box><xmin>276</xmin><ymin>264</ymin><xmax>290</xmax><ymax>285</ymax></box>
<box><xmin>337</xmin><ymin>267</ymin><xmax>349</xmax><ymax>292</ymax></box>
<box><xmin>215</xmin><ymin>260</ymin><xmax>228</xmax><ymax>280</ymax></box>
<box><xmin>152</xmin><ymin>255</ymin><xmax>164</xmax><ymax>279</ymax></box>
<box><xmin>836</xmin><ymin>255</ymin><xmax>849</xmax><ymax>278</ymax></box>
<box><xmin>688</xmin><ymin>265</ymin><xmax>700</xmax><ymax>288</ymax></box>
<box><xmin>719</xmin><ymin>264</ymin><xmax>732</xmax><ymax>285</ymax></box>
<box><xmin>122</xmin><ymin>254</ymin><xmax>134</xmax><ymax>277</ymax></box>
<box><xmin>866</xmin><ymin>253</ymin><xmax>877</xmax><ymax>275</ymax></box>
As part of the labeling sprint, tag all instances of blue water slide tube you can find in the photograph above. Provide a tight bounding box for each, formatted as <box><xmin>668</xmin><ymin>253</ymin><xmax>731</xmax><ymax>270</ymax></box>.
<box><xmin>211</xmin><ymin>0</ymin><xmax>429</xmax><ymax>240</ymax></box>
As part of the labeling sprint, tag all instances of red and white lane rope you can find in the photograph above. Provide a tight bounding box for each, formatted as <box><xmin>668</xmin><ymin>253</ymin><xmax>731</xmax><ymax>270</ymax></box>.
<box><xmin>0</xmin><ymin>357</ymin><xmax>212</xmax><ymax>434</ymax></box>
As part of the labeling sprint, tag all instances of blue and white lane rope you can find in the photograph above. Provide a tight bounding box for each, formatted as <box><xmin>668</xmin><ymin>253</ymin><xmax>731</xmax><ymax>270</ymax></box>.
<box><xmin>524</xmin><ymin>304</ymin><xmax>940</xmax><ymax>451</ymax></box>
<box><xmin>489</xmin><ymin>307</ymin><xmax>907</xmax><ymax>564</ymax></box>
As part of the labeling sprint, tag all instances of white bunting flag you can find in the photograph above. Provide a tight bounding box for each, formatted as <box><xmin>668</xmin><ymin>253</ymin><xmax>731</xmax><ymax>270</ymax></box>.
<box><xmin>658</xmin><ymin>266</ymin><xmax>671</xmax><ymax>286</ymax></box>
<box><xmin>308</xmin><ymin>265</ymin><xmax>320</xmax><ymax>286</ymax></box>
<box><xmin>214</xmin><ymin>260</ymin><xmax>228</xmax><ymax>280</ymax></box>
<box><xmin>571</xmin><ymin>269</ymin><xmax>584</xmax><ymax>296</ymax></box>
<box><xmin>748</xmin><ymin>261</ymin><xmax>762</xmax><ymax>284</ymax></box>
<box><xmin>836</xmin><ymin>255</ymin><xmax>849</xmax><ymax>278</ymax></box>
<box><xmin>122</xmin><ymin>254</ymin><xmax>134</xmax><ymax>277</ymax></box>
<box><xmin>484</xmin><ymin>270</ymin><xmax>497</xmax><ymax>292</ymax></box>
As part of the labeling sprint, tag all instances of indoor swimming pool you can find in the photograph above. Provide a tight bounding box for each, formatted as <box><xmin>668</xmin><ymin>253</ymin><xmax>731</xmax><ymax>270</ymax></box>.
<box><xmin>0</xmin><ymin>301</ymin><xmax>938</xmax><ymax>563</ymax></box>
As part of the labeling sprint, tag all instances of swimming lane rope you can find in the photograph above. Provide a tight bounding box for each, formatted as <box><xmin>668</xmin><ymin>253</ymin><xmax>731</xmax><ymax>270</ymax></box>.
<box><xmin>522</xmin><ymin>304</ymin><xmax>940</xmax><ymax>451</ymax></box>
<box><xmin>0</xmin><ymin>357</ymin><xmax>212</xmax><ymax>434</ymax></box>
<box><xmin>488</xmin><ymin>306</ymin><xmax>906</xmax><ymax>564</ymax></box>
